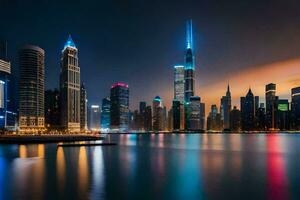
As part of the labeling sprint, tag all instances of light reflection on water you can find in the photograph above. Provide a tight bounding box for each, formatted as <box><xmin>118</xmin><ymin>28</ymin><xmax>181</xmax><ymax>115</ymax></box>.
<box><xmin>0</xmin><ymin>134</ymin><xmax>299</xmax><ymax>199</ymax></box>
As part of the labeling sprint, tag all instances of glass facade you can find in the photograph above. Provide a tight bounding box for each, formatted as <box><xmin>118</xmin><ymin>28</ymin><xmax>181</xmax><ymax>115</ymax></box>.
<box><xmin>110</xmin><ymin>83</ymin><xmax>129</xmax><ymax>132</ymax></box>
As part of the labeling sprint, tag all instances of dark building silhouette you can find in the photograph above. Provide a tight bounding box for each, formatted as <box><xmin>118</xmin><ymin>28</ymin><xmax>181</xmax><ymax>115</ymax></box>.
<box><xmin>277</xmin><ymin>99</ymin><xmax>290</xmax><ymax>130</ymax></box>
<box><xmin>256</xmin><ymin>103</ymin><xmax>266</xmax><ymax>131</ymax></box>
<box><xmin>200</xmin><ymin>103</ymin><xmax>205</xmax><ymax>130</ymax></box>
<box><xmin>230</xmin><ymin>106</ymin><xmax>241</xmax><ymax>132</ymax></box>
<box><xmin>19</xmin><ymin>45</ymin><xmax>45</xmax><ymax>132</ymax></box>
<box><xmin>0</xmin><ymin>41</ymin><xmax>8</xmax><ymax>61</ymax></box>
<box><xmin>240</xmin><ymin>89</ymin><xmax>255</xmax><ymax>131</ymax></box>
<box><xmin>220</xmin><ymin>84</ymin><xmax>231</xmax><ymax>130</ymax></box>
<box><xmin>80</xmin><ymin>83</ymin><xmax>87</xmax><ymax>131</ymax></box>
<box><xmin>45</xmin><ymin>89</ymin><xmax>60</xmax><ymax>129</ymax></box>
<box><xmin>291</xmin><ymin>87</ymin><xmax>300</xmax><ymax>130</ymax></box>
<box><xmin>110</xmin><ymin>82</ymin><xmax>129</xmax><ymax>131</ymax></box>
<box><xmin>145</xmin><ymin>106</ymin><xmax>152</xmax><ymax>131</ymax></box>
<box><xmin>139</xmin><ymin>101</ymin><xmax>147</xmax><ymax>131</ymax></box>
<box><xmin>172</xmin><ymin>100</ymin><xmax>184</xmax><ymax>131</ymax></box>
<box><xmin>265</xmin><ymin>83</ymin><xmax>278</xmax><ymax>130</ymax></box>
<box><xmin>100</xmin><ymin>97</ymin><xmax>110</xmax><ymax>130</ymax></box>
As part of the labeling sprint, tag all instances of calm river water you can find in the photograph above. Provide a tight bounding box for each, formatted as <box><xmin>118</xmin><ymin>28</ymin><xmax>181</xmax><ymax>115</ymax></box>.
<box><xmin>0</xmin><ymin>133</ymin><xmax>300</xmax><ymax>200</ymax></box>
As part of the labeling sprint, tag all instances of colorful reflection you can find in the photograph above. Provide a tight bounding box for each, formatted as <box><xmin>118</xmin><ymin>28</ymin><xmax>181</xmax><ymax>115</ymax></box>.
<box><xmin>78</xmin><ymin>147</ymin><xmax>89</xmax><ymax>196</ymax></box>
<box><xmin>56</xmin><ymin>146</ymin><xmax>66</xmax><ymax>192</ymax></box>
<box><xmin>267</xmin><ymin>135</ymin><xmax>289</xmax><ymax>200</ymax></box>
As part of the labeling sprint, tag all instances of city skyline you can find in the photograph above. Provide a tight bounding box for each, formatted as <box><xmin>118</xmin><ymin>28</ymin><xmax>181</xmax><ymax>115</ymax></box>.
<box><xmin>2</xmin><ymin>1</ymin><xmax>300</xmax><ymax>112</ymax></box>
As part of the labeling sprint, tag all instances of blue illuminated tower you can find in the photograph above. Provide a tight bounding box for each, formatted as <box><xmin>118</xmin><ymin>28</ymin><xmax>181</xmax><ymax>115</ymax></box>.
<box><xmin>184</xmin><ymin>19</ymin><xmax>195</xmax><ymax>102</ymax></box>
<box><xmin>60</xmin><ymin>35</ymin><xmax>81</xmax><ymax>132</ymax></box>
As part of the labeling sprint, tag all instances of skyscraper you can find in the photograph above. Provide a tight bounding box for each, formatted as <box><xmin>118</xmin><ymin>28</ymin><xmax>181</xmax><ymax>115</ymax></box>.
<box><xmin>110</xmin><ymin>82</ymin><xmax>129</xmax><ymax>132</ymax></box>
<box><xmin>174</xmin><ymin>65</ymin><xmax>185</xmax><ymax>103</ymax></box>
<box><xmin>152</xmin><ymin>96</ymin><xmax>164</xmax><ymax>131</ymax></box>
<box><xmin>256</xmin><ymin>103</ymin><xmax>266</xmax><ymax>131</ymax></box>
<box><xmin>291</xmin><ymin>87</ymin><xmax>300</xmax><ymax>130</ymax></box>
<box><xmin>0</xmin><ymin>43</ymin><xmax>15</xmax><ymax>130</ymax></box>
<box><xmin>207</xmin><ymin>105</ymin><xmax>222</xmax><ymax>131</ymax></box>
<box><xmin>80</xmin><ymin>83</ymin><xmax>87</xmax><ymax>131</ymax></box>
<box><xmin>277</xmin><ymin>99</ymin><xmax>289</xmax><ymax>130</ymax></box>
<box><xmin>45</xmin><ymin>89</ymin><xmax>60</xmax><ymax>129</ymax></box>
<box><xmin>60</xmin><ymin>35</ymin><xmax>81</xmax><ymax>133</ymax></box>
<box><xmin>220</xmin><ymin>84</ymin><xmax>231</xmax><ymax>130</ymax></box>
<box><xmin>101</xmin><ymin>97</ymin><xmax>110</xmax><ymax>131</ymax></box>
<box><xmin>200</xmin><ymin>102</ymin><xmax>205</xmax><ymax>130</ymax></box>
<box><xmin>19</xmin><ymin>45</ymin><xmax>45</xmax><ymax>132</ymax></box>
<box><xmin>145</xmin><ymin>106</ymin><xmax>152</xmax><ymax>131</ymax></box>
<box><xmin>139</xmin><ymin>101</ymin><xmax>147</xmax><ymax>131</ymax></box>
<box><xmin>184</xmin><ymin>19</ymin><xmax>195</xmax><ymax>102</ymax></box>
<box><xmin>89</xmin><ymin>105</ymin><xmax>100</xmax><ymax>131</ymax></box>
<box><xmin>230</xmin><ymin>106</ymin><xmax>241</xmax><ymax>132</ymax></box>
<box><xmin>265</xmin><ymin>83</ymin><xmax>278</xmax><ymax>130</ymax></box>
<box><xmin>240</xmin><ymin>89</ymin><xmax>255</xmax><ymax>131</ymax></box>
<box><xmin>189</xmin><ymin>96</ymin><xmax>201</xmax><ymax>130</ymax></box>
<box><xmin>172</xmin><ymin>99</ymin><xmax>184</xmax><ymax>131</ymax></box>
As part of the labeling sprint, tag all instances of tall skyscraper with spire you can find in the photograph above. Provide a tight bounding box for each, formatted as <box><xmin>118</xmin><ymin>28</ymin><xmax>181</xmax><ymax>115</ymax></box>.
<box><xmin>220</xmin><ymin>84</ymin><xmax>232</xmax><ymax>130</ymax></box>
<box><xmin>184</xmin><ymin>19</ymin><xmax>195</xmax><ymax>102</ymax></box>
<box><xmin>60</xmin><ymin>35</ymin><xmax>81</xmax><ymax>133</ymax></box>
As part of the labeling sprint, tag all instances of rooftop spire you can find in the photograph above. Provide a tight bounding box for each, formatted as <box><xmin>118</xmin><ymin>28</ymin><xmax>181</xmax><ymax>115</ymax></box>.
<box><xmin>186</xmin><ymin>19</ymin><xmax>193</xmax><ymax>50</ymax></box>
<box><xmin>63</xmin><ymin>35</ymin><xmax>76</xmax><ymax>51</ymax></box>
<box><xmin>226</xmin><ymin>83</ymin><xmax>231</xmax><ymax>97</ymax></box>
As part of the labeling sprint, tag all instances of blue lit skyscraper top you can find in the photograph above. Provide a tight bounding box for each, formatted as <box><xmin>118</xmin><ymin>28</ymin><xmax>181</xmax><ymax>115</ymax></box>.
<box><xmin>184</xmin><ymin>19</ymin><xmax>195</xmax><ymax>102</ymax></box>
<box><xmin>63</xmin><ymin>35</ymin><xmax>77</xmax><ymax>51</ymax></box>
<box><xmin>186</xmin><ymin>19</ymin><xmax>193</xmax><ymax>50</ymax></box>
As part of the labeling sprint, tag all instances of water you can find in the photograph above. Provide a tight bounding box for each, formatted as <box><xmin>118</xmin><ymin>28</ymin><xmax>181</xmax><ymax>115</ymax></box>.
<box><xmin>0</xmin><ymin>133</ymin><xmax>300</xmax><ymax>200</ymax></box>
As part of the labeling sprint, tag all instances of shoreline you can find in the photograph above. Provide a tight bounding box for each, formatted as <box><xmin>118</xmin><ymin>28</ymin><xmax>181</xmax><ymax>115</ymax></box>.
<box><xmin>0</xmin><ymin>134</ymin><xmax>104</xmax><ymax>144</ymax></box>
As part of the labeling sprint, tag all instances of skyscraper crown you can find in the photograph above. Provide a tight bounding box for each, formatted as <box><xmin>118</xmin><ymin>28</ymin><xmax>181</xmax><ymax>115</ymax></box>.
<box><xmin>63</xmin><ymin>35</ymin><xmax>77</xmax><ymax>51</ymax></box>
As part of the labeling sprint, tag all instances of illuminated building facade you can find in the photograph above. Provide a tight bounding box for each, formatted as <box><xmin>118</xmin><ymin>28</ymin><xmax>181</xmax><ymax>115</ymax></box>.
<box><xmin>80</xmin><ymin>83</ymin><xmax>87</xmax><ymax>131</ymax></box>
<box><xmin>89</xmin><ymin>105</ymin><xmax>100</xmax><ymax>131</ymax></box>
<box><xmin>101</xmin><ymin>97</ymin><xmax>110</xmax><ymax>131</ymax></box>
<box><xmin>220</xmin><ymin>84</ymin><xmax>231</xmax><ymax>130</ymax></box>
<box><xmin>60</xmin><ymin>35</ymin><xmax>81</xmax><ymax>132</ymax></box>
<box><xmin>189</xmin><ymin>96</ymin><xmax>201</xmax><ymax>130</ymax></box>
<box><xmin>0</xmin><ymin>43</ymin><xmax>15</xmax><ymax>130</ymax></box>
<box><xmin>184</xmin><ymin>19</ymin><xmax>195</xmax><ymax>102</ymax></box>
<box><xmin>152</xmin><ymin>96</ymin><xmax>164</xmax><ymax>131</ymax></box>
<box><xmin>19</xmin><ymin>45</ymin><xmax>45</xmax><ymax>132</ymax></box>
<box><xmin>207</xmin><ymin>105</ymin><xmax>222</xmax><ymax>131</ymax></box>
<box><xmin>174</xmin><ymin>65</ymin><xmax>185</xmax><ymax>103</ymax></box>
<box><xmin>110</xmin><ymin>82</ymin><xmax>129</xmax><ymax>131</ymax></box>
<box><xmin>265</xmin><ymin>83</ymin><xmax>278</xmax><ymax>130</ymax></box>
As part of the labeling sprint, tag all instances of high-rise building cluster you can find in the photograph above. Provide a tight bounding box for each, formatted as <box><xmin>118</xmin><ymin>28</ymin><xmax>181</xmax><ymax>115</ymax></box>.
<box><xmin>0</xmin><ymin>36</ymin><xmax>89</xmax><ymax>133</ymax></box>
<box><xmin>2</xmin><ymin>20</ymin><xmax>300</xmax><ymax>134</ymax></box>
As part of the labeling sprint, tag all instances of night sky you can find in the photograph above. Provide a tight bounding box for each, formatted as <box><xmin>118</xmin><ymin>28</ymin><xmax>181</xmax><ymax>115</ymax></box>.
<box><xmin>2</xmin><ymin>0</ymin><xmax>300</xmax><ymax>112</ymax></box>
